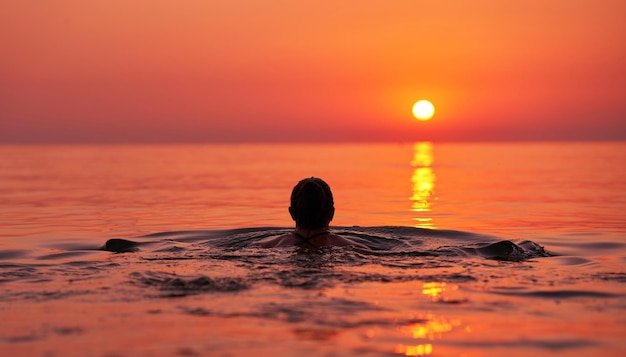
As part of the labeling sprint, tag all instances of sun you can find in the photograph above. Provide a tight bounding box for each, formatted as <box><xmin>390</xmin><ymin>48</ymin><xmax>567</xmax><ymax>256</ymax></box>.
<box><xmin>412</xmin><ymin>100</ymin><xmax>435</xmax><ymax>121</ymax></box>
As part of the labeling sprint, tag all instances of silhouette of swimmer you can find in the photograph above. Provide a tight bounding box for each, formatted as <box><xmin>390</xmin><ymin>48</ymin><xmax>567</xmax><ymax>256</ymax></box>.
<box><xmin>259</xmin><ymin>177</ymin><xmax>366</xmax><ymax>249</ymax></box>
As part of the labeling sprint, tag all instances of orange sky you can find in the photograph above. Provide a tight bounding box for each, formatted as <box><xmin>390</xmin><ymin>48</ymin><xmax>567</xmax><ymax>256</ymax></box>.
<box><xmin>1</xmin><ymin>0</ymin><xmax>624</xmax><ymax>143</ymax></box>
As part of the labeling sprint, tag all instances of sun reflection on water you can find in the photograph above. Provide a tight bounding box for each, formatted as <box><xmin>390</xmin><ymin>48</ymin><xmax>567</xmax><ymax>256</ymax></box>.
<box><xmin>395</xmin><ymin>315</ymin><xmax>462</xmax><ymax>356</ymax></box>
<box><xmin>394</xmin><ymin>343</ymin><xmax>433</xmax><ymax>356</ymax></box>
<box><xmin>422</xmin><ymin>282</ymin><xmax>446</xmax><ymax>299</ymax></box>
<box><xmin>405</xmin><ymin>316</ymin><xmax>459</xmax><ymax>340</ymax></box>
<box><xmin>410</xmin><ymin>142</ymin><xmax>436</xmax><ymax>228</ymax></box>
<box><xmin>394</xmin><ymin>282</ymin><xmax>466</xmax><ymax>356</ymax></box>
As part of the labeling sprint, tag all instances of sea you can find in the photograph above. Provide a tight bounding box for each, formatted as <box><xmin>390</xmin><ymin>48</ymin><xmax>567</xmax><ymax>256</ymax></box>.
<box><xmin>0</xmin><ymin>142</ymin><xmax>624</xmax><ymax>356</ymax></box>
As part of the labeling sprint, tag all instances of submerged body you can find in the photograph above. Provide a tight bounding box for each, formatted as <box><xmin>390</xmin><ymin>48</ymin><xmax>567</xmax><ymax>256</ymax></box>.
<box><xmin>258</xmin><ymin>229</ymin><xmax>366</xmax><ymax>249</ymax></box>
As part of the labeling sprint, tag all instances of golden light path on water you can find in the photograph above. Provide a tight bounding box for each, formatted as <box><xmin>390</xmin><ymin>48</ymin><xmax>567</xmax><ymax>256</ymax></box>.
<box><xmin>410</xmin><ymin>142</ymin><xmax>436</xmax><ymax>228</ymax></box>
<box><xmin>407</xmin><ymin>152</ymin><xmax>464</xmax><ymax>357</ymax></box>
<box><xmin>394</xmin><ymin>282</ymin><xmax>464</xmax><ymax>356</ymax></box>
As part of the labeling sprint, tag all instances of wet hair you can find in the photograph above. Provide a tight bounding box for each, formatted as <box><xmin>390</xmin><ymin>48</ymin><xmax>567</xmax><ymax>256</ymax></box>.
<box><xmin>289</xmin><ymin>177</ymin><xmax>335</xmax><ymax>230</ymax></box>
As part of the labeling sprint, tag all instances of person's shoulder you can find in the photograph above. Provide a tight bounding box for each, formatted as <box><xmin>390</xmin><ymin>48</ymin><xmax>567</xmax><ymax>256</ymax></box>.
<box><xmin>257</xmin><ymin>232</ymin><xmax>367</xmax><ymax>249</ymax></box>
<box><xmin>256</xmin><ymin>233</ymin><xmax>296</xmax><ymax>248</ymax></box>
<box><xmin>326</xmin><ymin>233</ymin><xmax>351</xmax><ymax>246</ymax></box>
<box><xmin>327</xmin><ymin>233</ymin><xmax>368</xmax><ymax>249</ymax></box>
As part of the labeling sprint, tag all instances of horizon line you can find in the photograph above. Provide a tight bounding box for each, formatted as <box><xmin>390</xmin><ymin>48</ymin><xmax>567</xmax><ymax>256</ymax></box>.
<box><xmin>1</xmin><ymin>138</ymin><xmax>624</xmax><ymax>146</ymax></box>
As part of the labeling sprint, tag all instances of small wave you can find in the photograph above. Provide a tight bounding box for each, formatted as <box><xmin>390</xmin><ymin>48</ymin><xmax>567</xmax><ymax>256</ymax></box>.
<box><xmin>129</xmin><ymin>271</ymin><xmax>249</xmax><ymax>297</ymax></box>
<box><xmin>36</xmin><ymin>251</ymin><xmax>96</xmax><ymax>260</ymax></box>
<box><xmin>491</xmin><ymin>289</ymin><xmax>620</xmax><ymax>299</ymax></box>
<box><xmin>574</xmin><ymin>242</ymin><xmax>624</xmax><ymax>250</ymax></box>
<box><xmin>178</xmin><ymin>297</ymin><xmax>393</xmax><ymax>329</ymax></box>
<box><xmin>0</xmin><ymin>250</ymin><xmax>28</xmax><ymax>260</ymax></box>
<box><xmin>590</xmin><ymin>272</ymin><xmax>626</xmax><ymax>283</ymax></box>
<box><xmin>0</xmin><ymin>264</ymin><xmax>46</xmax><ymax>285</ymax></box>
<box><xmin>439</xmin><ymin>338</ymin><xmax>598</xmax><ymax>350</ymax></box>
<box><xmin>473</xmin><ymin>240</ymin><xmax>551</xmax><ymax>261</ymax></box>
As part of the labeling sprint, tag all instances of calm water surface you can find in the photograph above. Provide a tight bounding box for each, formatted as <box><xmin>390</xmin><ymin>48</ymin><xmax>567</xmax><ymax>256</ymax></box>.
<box><xmin>0</xmin><ymin>142</ymin><xmax>624</xmax><ymax>356</ymax></box>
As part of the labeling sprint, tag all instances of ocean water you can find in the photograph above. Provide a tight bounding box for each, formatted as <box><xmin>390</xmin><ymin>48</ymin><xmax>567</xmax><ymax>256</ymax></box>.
<box><xmin>0</xmin><ymin>142</ymin><xmax>624</xmax><ymax>356</ymax></box>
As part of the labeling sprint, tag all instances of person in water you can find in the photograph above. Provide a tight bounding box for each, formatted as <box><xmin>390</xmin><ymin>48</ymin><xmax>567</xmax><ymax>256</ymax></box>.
<box><xmin>259</xmin><ymin>177</ymin><xmax>365</xmax><ymax>249</ymax></box>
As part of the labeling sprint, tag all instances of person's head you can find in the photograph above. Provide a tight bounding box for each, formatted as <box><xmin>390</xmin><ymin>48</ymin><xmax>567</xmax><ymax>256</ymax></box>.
<box><xmin>289</xmin><ymin>177</ymin><xmax>335</xmax><ymax>230</ymax></box>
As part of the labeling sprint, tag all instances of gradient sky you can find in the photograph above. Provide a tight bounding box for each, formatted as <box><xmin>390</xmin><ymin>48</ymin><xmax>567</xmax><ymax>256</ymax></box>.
<box><xmin>1</xmin><ymin>0</ymin><xmax>624</xmax><ymax>143</ymax></box>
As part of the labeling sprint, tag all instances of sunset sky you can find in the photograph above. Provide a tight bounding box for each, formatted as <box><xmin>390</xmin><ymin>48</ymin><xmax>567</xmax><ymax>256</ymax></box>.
<box><xmin>1</xmin><ymin>0</ymin><xmax>624</xmax><ymax>143</ymax></box>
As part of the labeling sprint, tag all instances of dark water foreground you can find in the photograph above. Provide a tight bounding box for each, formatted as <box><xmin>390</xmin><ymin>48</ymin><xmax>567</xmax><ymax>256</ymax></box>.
<box><xmin>1</xmin><ymin>227</ymin><xmax>625</xmax><ymax>356</ymax></box>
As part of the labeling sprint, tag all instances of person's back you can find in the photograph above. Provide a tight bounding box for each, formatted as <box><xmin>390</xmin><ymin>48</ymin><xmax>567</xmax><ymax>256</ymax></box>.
<box><xmin>258</xmin><ymin>177</ymin><xmax>365</xmax><ymax>249</ymax></box>
<box><xmin>260</xmin><ymin>231</ymin><xmax>356</xmax><ymax>249</ymax></box>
